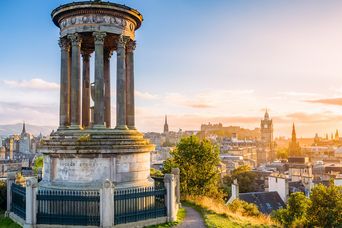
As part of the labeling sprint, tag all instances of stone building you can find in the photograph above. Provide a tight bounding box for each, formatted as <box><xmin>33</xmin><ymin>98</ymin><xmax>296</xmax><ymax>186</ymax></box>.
<box><xmin>257</xmin><ymin>110</ymin><xmax>275</xmax><ymax>165</ymax></box>
<box><xmin>19</xmin><ymin>122</ymin><xmax>31</xmax><ymax>154</ymax></box>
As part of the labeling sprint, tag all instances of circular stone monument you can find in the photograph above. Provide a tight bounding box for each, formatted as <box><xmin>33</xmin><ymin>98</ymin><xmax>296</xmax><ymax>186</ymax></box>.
<box><xmin>39</xmin><ymin>1</ymin><xmax>154</xmax><ymax>190</ymax></box>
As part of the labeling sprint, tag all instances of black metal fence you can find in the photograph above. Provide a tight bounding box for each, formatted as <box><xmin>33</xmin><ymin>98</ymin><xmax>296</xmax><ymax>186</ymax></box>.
<box><xmin>114</xmin><ymin>179</ymin><xmax>167</xmax><ymax>225</ymax></box>
<box><xmin>36</xmin><ymin>189</ymin><xmax>100</xmax><ymax>226</ymax></box>
<box><xmin>11</xmin><ymin>183</ymin><xmax>26</xmax><ymax>220</ymax></box>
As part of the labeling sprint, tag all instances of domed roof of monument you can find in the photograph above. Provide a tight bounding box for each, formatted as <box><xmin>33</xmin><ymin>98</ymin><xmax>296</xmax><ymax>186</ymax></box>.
<box><xmin>51</xmin><ymin>0</ymin><xmax>143</xmax><ymax>30</ymax></box>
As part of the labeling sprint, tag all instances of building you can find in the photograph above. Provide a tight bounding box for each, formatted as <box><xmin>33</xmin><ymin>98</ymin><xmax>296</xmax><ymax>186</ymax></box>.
<box><xmin>288</xmin><ymin>156</ymin><xmax>313</xmax><ymax>192</ymax></box>
<box><xmin>268</xmin><ymin>174</ymin><xmax>289</xmax><ymax>202</ymax></box>
<box><xmin>228</xmin><ymin>180</ymin><xmax>285</xmax><ymax>214</ymax></box>
<box><xmin>19</xmin><ymin>122</ymin><xmax>32</xmax><ymax>154</ymax></box>
<box><xmin>257</xmin><ymin>110</ymin><xmax>275</xmax><ymax>165</ymax></box>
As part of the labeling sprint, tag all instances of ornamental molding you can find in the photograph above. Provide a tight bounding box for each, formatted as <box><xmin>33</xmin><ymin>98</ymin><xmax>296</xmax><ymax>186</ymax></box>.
<box><xmin>60</xmin><ymin>14</ymin><xmax>135</xmax><ymax>32</ymax></box>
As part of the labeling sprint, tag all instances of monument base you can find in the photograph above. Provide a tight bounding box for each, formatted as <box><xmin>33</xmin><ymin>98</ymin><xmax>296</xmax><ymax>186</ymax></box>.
<box><xmin>39</xmin><ymin>128</ymin><xmax>155</xmax><ymax>190</ymax></box>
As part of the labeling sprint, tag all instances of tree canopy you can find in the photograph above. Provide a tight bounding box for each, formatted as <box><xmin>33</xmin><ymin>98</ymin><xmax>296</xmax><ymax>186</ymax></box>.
<box><xmin>223</xmin><ymin>165</ymin><xmax>257</xmax><ymax>194</ymax></box>
<box><xmin>273</xmin><ymin>182</ymin><xmax>342</xmax><ymax>227</ymax></box>
<box><xmin>163</xmin><ymin>135</ymin><xmax>222</xmax><ymax>198</ymax></box>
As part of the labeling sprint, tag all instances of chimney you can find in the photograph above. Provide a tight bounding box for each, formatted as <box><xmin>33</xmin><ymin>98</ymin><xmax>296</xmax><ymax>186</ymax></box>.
<box><xmin>227</xmin><ymin>179</ymin><xmax>239</xmax><ymax>204</ymax></box>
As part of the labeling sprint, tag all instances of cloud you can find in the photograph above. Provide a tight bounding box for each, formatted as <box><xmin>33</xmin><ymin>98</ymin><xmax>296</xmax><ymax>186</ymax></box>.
<box><xmin>135</xmin><ymin>90</ymin><xmax>159</xmax><ymax>100</ymax></box>
<box><xmin>0</xmin><ymin>101</ymin><xmax>58</xmax><ymax>125</ymax></box>
<box><xmin>306</xmin><ymin>98</ymin><xmax>342</xmax><ymax>106</ymax></box>
<box><xmin>3</xmin><ymin>78</ymin><xmax>59</xmax><ymax>90</ymax></box>
<box><xmin>278</xmin><ymin>91</ymin><xmax>320</xmax><ymax>97</ymax></box>
<box><xmin>163</xmin><ymin>89</ymin><xmax>254</xmax><ymax>109</ymax></box>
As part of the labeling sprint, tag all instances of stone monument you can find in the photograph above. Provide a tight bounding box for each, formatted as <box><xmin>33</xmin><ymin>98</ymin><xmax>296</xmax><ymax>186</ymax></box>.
<box><xmin>39</xmin><ymin>0</ymin><xmax>154</xmax><ymax>190</ymax></box>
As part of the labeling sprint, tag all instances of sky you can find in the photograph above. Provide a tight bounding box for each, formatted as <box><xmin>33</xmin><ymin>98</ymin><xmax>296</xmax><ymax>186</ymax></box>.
<box><xmin>1</xmin><ymin>0</ymin><xmax>342</xmax><ymax>137</ymax></box>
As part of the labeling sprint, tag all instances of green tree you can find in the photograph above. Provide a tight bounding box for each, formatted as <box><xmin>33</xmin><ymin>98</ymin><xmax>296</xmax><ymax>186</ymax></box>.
<box><xmin>272</xmin><ymin>192</ymin><xmax>310</xmax><ymax>227</ymax></box>
<box><xmin>223</xmin><ymin>165</ymin><xmax>257</xmax><ymax>193</ymax></box>
<box><xmin>276</xmin><ymin>147</ymin><xmax>288</xmax><ymax>159</ymax></box>
<box><xmin>33</xmin><ymin>156</ymin><xmax>44</xmax><ymax>175</ymax></box>
<box><xmin>163</xmin><ymin>136</ymin><xmax>222</xmax><ymax>198</ymax></box>
<box><xmin>307</xmin><ymin>183</ymin><xmax>342</xmax><ymax>227</ymax></box>
<box><xmin>150</xmin><ymin>168</ymin><xmax>163</xmax><ymax>177</ymax></box>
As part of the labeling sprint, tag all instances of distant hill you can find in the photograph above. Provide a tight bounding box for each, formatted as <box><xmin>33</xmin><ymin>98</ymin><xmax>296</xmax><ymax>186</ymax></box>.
<box><xmin>0</xmin><ymin>123</ymin><xmax>57</xmax><ymax>137</ymax></box>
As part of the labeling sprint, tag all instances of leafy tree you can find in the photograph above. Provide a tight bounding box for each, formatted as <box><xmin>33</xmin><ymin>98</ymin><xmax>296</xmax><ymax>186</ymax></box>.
<box><xmin>150</xmin><ymin>168</ymin><xmax>163</xmax><ymax>177</ymax></box>
<box><xmin>163</xmin><ymin>136</ymin><xmax>222</xmax><ymax>198</ymax></box>
<box><xmin>223</xmin><ymin>165</ymin><xmax>257</xmax><ymax>193</ymax></box>
<box><xmin>272</xmin><ymin>192</ymin><xmax>310</xmax><ymax>227</ymax></box>
<box><xmin>307</xmin><ymin>183</ymin><xmax>342</xmax><ymax>227</ymax></box>
<box><xmin>33</xmin><ymin>156</ymin><xmax>44</xmax><ymax>175</ymax></box>
<box><xmin>273</xmin><ymin>183</ymin><xmax>342</xmax><ymax>227</ymax></box>
<box><xmin>276</xmin><ymin>147</ymin><xmax>288</xmax><ymax>159</ymax></box>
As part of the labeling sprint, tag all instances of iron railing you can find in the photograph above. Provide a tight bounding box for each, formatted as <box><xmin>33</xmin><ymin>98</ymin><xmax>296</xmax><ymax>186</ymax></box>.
<box><xmin>11</xmin><ymin>183</ymin><xmax>26</xmax><ymax>220</ymax></box>
<box><xmin>114</xmin><ymin>181</ymin><xmax>167</xmax><ymax>225</ymax></box>
<box><xmin>36</xmin><ymin>189</ymin><xmax>100</xmax><ymax>226</ymax></box>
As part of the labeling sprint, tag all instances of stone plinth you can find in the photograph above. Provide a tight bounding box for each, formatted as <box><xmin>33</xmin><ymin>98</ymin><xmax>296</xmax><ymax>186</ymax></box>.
<box><xmin>39</xmin><ymin>129</ymin><xmax>154</xmax><ymax>190</ymax></box>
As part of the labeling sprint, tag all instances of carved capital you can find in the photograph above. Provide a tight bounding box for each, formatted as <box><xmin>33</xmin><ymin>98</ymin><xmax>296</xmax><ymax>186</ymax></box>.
<box><xmin>58</xmin><ymin>38</ymin><xmax>70</xmax><ymax>51</ymax></box>
<box><xmin>126</xmin><ymin>40</ymin><xmax>136</xmax><ymax>53</ymax></box>
<box><xmin>93</xmin><ymin>31</ymin><xmax>106</xmax><ymax>44</ymax></box>
<box><xmin>117</xmin><ymin>35</ymin><xmax>130</xmax><ymax>49</ymax></box>
<box><xmin>67</xmin><ymin>33</ymin><xmax>82</xmax><ymax>47</ymax></box>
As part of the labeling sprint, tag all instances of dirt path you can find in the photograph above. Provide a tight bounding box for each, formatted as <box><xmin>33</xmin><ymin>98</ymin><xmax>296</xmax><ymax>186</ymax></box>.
<box><xmin>176</xmin><ymin>206</ymin><xmax>206</xmax><ymax>228</ymax></box>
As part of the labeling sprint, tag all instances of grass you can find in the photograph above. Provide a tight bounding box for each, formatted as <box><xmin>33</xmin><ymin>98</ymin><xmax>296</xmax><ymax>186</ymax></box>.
<box><xmin>183</xmin><ymin>195</ymin><xmax>280</xmax><ymax>228</ymax></box>
<box><xmin>145</xmin><ymin>206</ymin><xmax>186</xmax><ymax>228</ymax></box>
<box><xmin>0</xmin><ymin>213</ymin><xmax>21</xmax><ymax>228</ymax></box>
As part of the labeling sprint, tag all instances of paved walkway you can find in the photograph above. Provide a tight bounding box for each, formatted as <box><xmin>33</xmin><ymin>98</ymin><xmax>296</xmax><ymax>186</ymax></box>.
<box><xmin>176</xmin><ymin>206</ymin><xmax>206</xmax><ymax>228</ymax></box>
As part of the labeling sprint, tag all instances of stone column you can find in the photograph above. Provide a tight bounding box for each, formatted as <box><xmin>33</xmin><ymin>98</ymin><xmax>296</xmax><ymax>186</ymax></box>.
<box><xmin>93</xmin><ymin>32</ymin><xmax>106</xmax><ymax>128</ymax></box>
<box><xmin>58</xmin><ymin>38</ymin><xmax>70</xmax><ymax>129</ymax></box>
<box><xmin>171</xmin><ymin>168</ymin><xmax>181</xmax><ymax>206</ymax></box>
<box><xmin>104</xmin><ymin>50</ymin><xmax>112</xmax><ymax>128</ymax></box>
<box><xmin>6</xmin><ymin>172</ymin><xmax>16</xmax><ymax>214</ymax></box>
<box><xmin>25</xmin><ymin>178</ymin><xmax>38</xmax><ymax>228</ymax></box>
<box><xmin>82</xmin><ymin>51</ymin><xmax>91</xmax><ymax>128</ymax></box>
<box><xmin>164</xmin><ymin>174</ymin><xmax>177</xmax><ymax>222</ymax></box>
<box><xmin>116</xmin><ymin>35</ymin><xmax>129</xmax><ymax>130</ymax></box>
<box><xmin>100</xmin><ymin>180</ymin><xmax>114</xmax><ymax>228</ymax></box>
<box><xmin>126</xmin><ymin>41</ymin><xmax>136</xmax><ymax>129</ymax></box>
<box><xmin>67</xmin><ymin>33</ymin><xmax>82</xmax><ymax>129</ymax></box>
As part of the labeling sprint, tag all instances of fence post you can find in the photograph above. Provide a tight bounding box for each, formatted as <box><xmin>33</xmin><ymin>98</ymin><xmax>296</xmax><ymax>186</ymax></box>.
<box><xmin>171</xmin><ymin>168</ymin><xmax>181</xmax><ymax>208</ymax></box>
<box><xmin>164</xmin><ymin>174</ymin><xmax>176</xmax><ymax>222</ymax></box>
<box><xmin>24</xmin><ymin>177</ymin><xmax>38</xmax><ymax>228</ymax></box>
<box><xmin>100</xmin><ymin>179</ymin><xmax>114</xmax><ymax>228</ymax></box>
<box><xmin>6</xmin><ymin>171</ymin><xmax>16</xmax><ymax>216</ymax></box>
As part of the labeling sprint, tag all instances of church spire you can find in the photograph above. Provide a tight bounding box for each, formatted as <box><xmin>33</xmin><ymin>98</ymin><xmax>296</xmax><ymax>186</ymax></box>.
<box><xmin>163</xmin><ymin>115</ymin><xmax>169</xmax><ymax>133</ymax></box>
<box><xmin>22</xmin><ymin>121</ymin><xmax>26</xmax><ymax>135</ymax></box>
<box><xmin>292</xmin><ymin>123</ymin><xmax>296</xmax><ymax>143</ymax></box>
<box><xmin>264</xmin><ymin>108</ymin><xmax>269</xmax><ymax>119</ymax></box>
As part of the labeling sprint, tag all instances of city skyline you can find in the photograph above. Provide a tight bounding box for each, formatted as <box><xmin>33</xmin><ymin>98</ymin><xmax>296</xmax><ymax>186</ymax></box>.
<box><xmin>2</xmin><ymin>0</ymin><xmax>342</xmax><ymax>136</ymax></box>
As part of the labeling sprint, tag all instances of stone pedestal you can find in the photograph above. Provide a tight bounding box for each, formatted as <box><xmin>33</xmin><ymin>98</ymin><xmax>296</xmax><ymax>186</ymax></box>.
<box><xmin>100</xmin><ymin>180</ymin><xmax>114</xmax><ymax>228</ymax></box>
<box><xmin>6</xmin><ymin>172</ymin><xmax>16</xmax><ymax>214</ymax></box>
<box><xmin>24</xmin><ymin>178</ymin><xmax>38</xmax><ymax>228</ymax></box>
<box><xmin>40</xmin><ymin>129</ymin><xmax>154</xmax><ymax>190</ymax></box>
